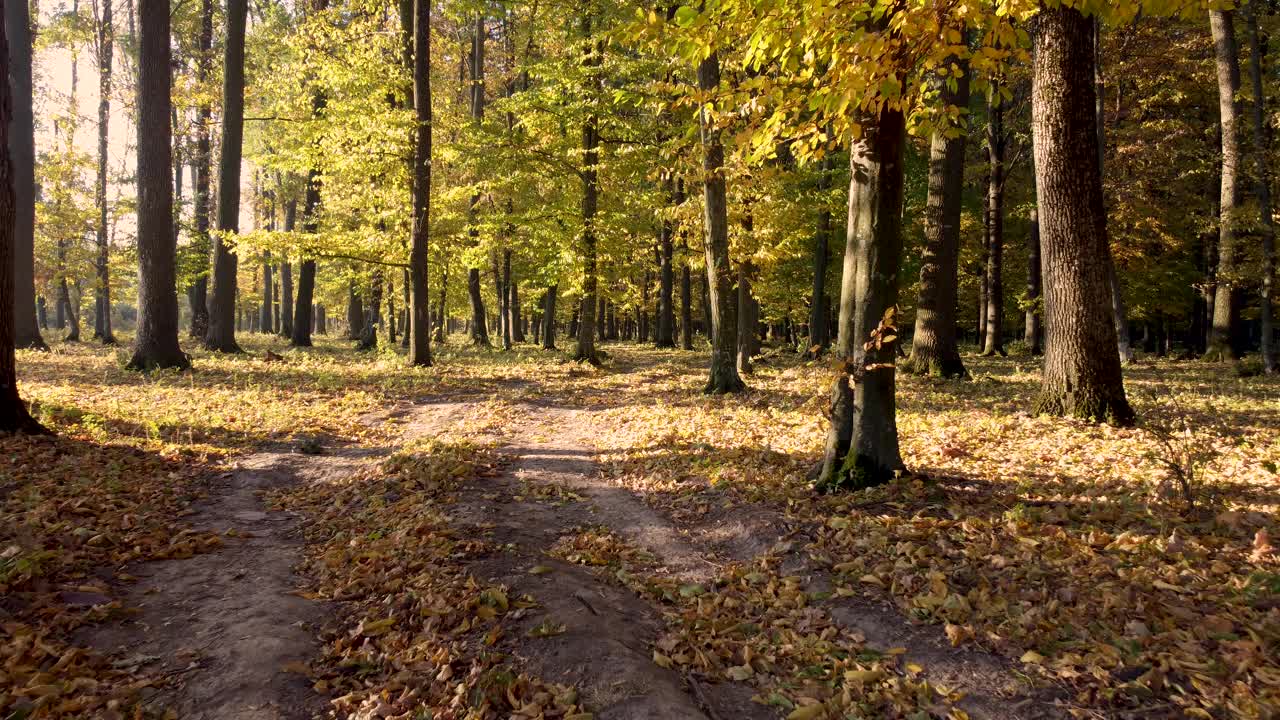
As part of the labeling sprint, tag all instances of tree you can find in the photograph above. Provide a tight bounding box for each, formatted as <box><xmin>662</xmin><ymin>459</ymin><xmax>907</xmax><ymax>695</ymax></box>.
<box><xmin>1244</xmin><ymin>1</ymin><xmax>1275</xmax><ymax>374</ymax></box>
<box><xmin>981</xmin><ymin>79</ymin><xmax>1006</xmax><ymax>357</ymax></box>
<box><xmin>466</xmin><ymin>16</ymin><xmax>490</xmax><ymax>347</ymax></box>
<box><xmin>573</xmin><ymin>13</ymin><xmax>601</xmax><ymax>365</ymax></box>
<box><xmin>807</xmin><ymin>152</ymin><xmax>834</xmax><ymax>356</ymax></box>
<box><xmin>816</xmin><ymin>107</ymin><xmax>906</xmax><ymax>490</ymax></box>
<box><xmin>205</xmin><ymin>0</ymin><xmax>248</xmax><ymax>353</ymax></box>
<box><xmin>187</xmin><ymin>0</ymin><xmax>213</xmax><ymax>338</ymax></box>
<box><xmin>127</xmin><ymin>0</ymin><xmax>188</xmax><ymax>371</ymax></box>
<box><xmin>1030</xmin><ymin>5</ymin><xmax>1133</xmax><ymax>425</ymax></box>
<box><xmin>1206</xmin><ymin>9</ymin><xmax>1242</xmax><ymax>362</ymax></box>
<box><xmin>4</xmin><ymin>0</ymin><xmax>46</xmax><ymax>350</ymax></box>
<box><xmin>0</xmin><ymin>10</ymin><xmax>48</xmax><ymax>434</ymax></box>
<box><xmin>698</xmin><ymin>50</ymin><xmax>743</xmax><ymax>394</ymax></box>
<box><xmin>407</xmin><ymin>0</ymin><xmax>432</xmax><ymax>367</ymax></box>
<box><xmin>92</xmin><ymin>0</ymin><xmax>115</xmax><ymax>344</ymax></box>
<box><xmin>1025</xmin><ymin>203</ymin><xmax>1042</xmax><ymax>354</ymax></box>
<box><xmin>655</xmin><ymin>177</ymin><xmax>675</xmax><ymax>347</ymax></box>
<box><xmin>906</xmin><ymin>58</ymin><xmax>970</xmax><ymax>378</ymax></box>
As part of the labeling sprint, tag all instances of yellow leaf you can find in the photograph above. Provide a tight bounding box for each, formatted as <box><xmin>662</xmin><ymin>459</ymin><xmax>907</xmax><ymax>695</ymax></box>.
<box><xmin>787</xmin><ymin>704</ymin><xmax>826</xmax><ymax>720</ymax></box>
<box><xmin>1020</xmin><ymin>650</ymin><xmax>1045</xmax><ymax>665</ymax></box>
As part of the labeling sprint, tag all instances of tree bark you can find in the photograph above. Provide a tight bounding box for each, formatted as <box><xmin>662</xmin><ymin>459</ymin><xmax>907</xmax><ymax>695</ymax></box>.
<box><xmin>92</xmin><ymin>0</ymin><xmax>115</xmax><ymax>344</ymax></box>
<box><xmin>1245</xmin><ymin>2</ymin><xmax>1275</xmax><ymax>374</ymax></box>
<box><xmin>511</xmin><ymin>275</ymin><xmax>523</xmax><ymax>342</ymax></box>
<box><xmin>1207</xmin><ymin>9</ymin><xmax>1242</xmax><ymax>361</ymax></box>
<box><xmin>1095</xmin><ymin>23</ymin><xmax>1133</xmax><ymax>364</ymax></box>
<box><xmin>205</xmin><ymin>0</ymin><xmax>247</xmax><ymax>353</ymax></box>
<box><xmin>907</xmin><ymin>58</ymin><xmax>969</xmax><ymax>376</ymax></box>
<box><xmin>817</xmin><ymin>106</ymin><xmax>907</xmax><ymax>490</ymax></box>
<box><xmin>289</xmin><ymin>182</ymin><xmax>319</xmax><ymax>346</ymax></box>
<box><xmin>260</xmin><ymin>252</ymin><xmax>273</xmax><ymax>333</ymax></box>
<box><xmin>982</xmin><ymin>81</ymin><xmax>1005</xmax><ymax>356</ymax></box>
<box><xmin>1031</xmin><ymin>5</ymin><xmax>1134</xmax><ymax>425</ymax></box>
<box><xmin>574</xmin><ymin>15</ymin><xmax>600</xmax><ymax>364</ymax></box>
<box><xmin>279</xmin><ymin>199</ymin><xmax>295</xmax><ymax>338</ymax></box>
<box><xmin>187</xmin><ymin>0</ymin><xmax>213</xmax><ymax>338</ymax></box>
<box><xmin>656</xmin><ymin>178</ymin><xmax>676</xmax><ymax>347</ymax></box>
<box><xmin>808</xmin><ymin>152</ymin><xmax>833</xmax><ymax>355</ymax></box>
<box><xmin>4</xmin><ymin>0</ymin><xmax>45</xmax><ymax>350</ymax></box>
<box><xmin>408</xmin><ymin>0</ymin><xmax>432</xmax><ymax>365</ymax></box>
<box><xmin>736</xmin><ymin>262</ymin><xmax>753</xmax><ymax>374</ymax></box>
<box><xmin>543</xmin><ymin>284</ymin><xmax>557</xmax><ymax>349</ymax></box>
<box><xmin>0</xmin><ymin>11</ymin><xmax>45</xmax><ymax>432</ymax></box>
<box><xmin>697</xmin><ymin>50</ymin><xmax>743</xmax><ymax>393</ymax></box>
<box><xmin>1025</xmin><ymin>204</ymin><xmax>1042</xmax><ymax>354</ymax></box>
<box><xmin>126</xmin><ymin>0</ymin><xmax>187</xmax><ymax>371</ymax></box>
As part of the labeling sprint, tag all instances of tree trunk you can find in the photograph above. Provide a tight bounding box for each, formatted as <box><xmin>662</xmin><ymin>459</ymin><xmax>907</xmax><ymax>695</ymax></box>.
<box><xmin>907</xmin><ymin>58</ymin><xmax>969</xmax><ymax>376</ymax></box>
<box><xmin>982</xmin><ymin>81</ymin><xmax>1006</xmax><ymax>356</ymax></box>
<box><xmin>289</xmin><ymin>173</ymin><xmax>318</xmax><ymax>347</ymax></box>
<box><xmin>656</xmin><ymin>178</ymin><xmax>676</xmax><ymax>347</ymax></box>
<box><xmin>186</xmin><ymin>0</ymin><xmax>213</xmax><ymax>338</ymax></box>
<box><xmin>1095</xmin><ymin>23</ymin><xmax>1133</xmax><ymax>364</ymax></box>
<box><xmin>260</xmin><ymin>252</ymin><xmax>273</xmax><ymax>333</ymax></box>
<box><xmin>736</xmin><ymin>262</ymin><xmax>753</xmax><ymax>374</ymax></box>
<box><xmin>817</xmin><ymin>106</ymin><xmax>907</xmax><ymax>491</ymax></box>
<box><xmin>1207</xmin><ymin>9</ymin><xmax>1242</xmax><ymax>361</ymax></box>
<box><xmin>808</xmin><ymin>152</ymin><xmax>833</xmax><ymax>355</ymax></box>
<box><xmin>698</xmin><ymin>50</ymin><xmax>743</xmax><ymax>393</ymax></box>
<box><xmin>1025</xmin><ymin>204</ymin><xmax>1042</xmax><ymax>354</ymax></box>
<box><xmin>279</xmin><ymin>201</ymin><xmax>296</xmax><ymax>338</ymax></box>
<box><xmin>501</xmin><ymin>249</ymin><xmax>513</xmax><ymax>350</ymax></box>
<box><xmin>4</xmin><ymin>0</ymin><xmax>45</xmax><ymax>350</ymax></box>
<box><xmin>0</xmin><ymin>13</ymin><xmax>45</xmax><ymax>432</ymax></box>
<box><xmin>346</xmin><ymin>283</ymin><xmax>363</xmax><ymax>340</ymax></box>
<box><xmin>126</xmin><ymin>0</ymin><xmax>187</xmax><ymax>371</ymax></box>
<box><xmin>1030</xmin><ymin>5</ymin><xmax>1134</xmax><ymax>425</ymax></box>
<box><xmin>1245</xmin><ymin>2</ymin><xmax>1276</xmax><ymax>374</ymax></box>
<box><xmin>205</xmin><ymin>0</ymin><xmax>247</xmax><ymax>352</ymax></box>
<box><xmin>574</xmin><ymin>15</ymin><xmax>600</xmax><ymax>364</ymax></box>
<box><xmin>408</xmin><ymin>0</ymin><xmax>432</xmax><ymax>365</ymax></box>
<box><xmin>511</xmin><ymin>276</ymin><xmax>523</xmax><ymax>342</ymax></box>
<box><xmin>431</xmin><ymin>267</ymin><xmax>444</xmax><ymax>343</ymax></box>
<box><xmin>543</xmin><ymin>284</ymin><xmax>558</xmax><ymax>349</ymax></box>
<box><xmin>92</xmin><ymin>0</ymin><xmax>115</xmax><ymax>344</ymax></box>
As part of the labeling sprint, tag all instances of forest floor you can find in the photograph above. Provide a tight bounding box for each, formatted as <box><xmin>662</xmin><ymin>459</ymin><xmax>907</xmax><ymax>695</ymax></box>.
<box><xmin>1</xmin><ymin>334</ymin><xmax>1277</xmax><ymax>720</ymax></box>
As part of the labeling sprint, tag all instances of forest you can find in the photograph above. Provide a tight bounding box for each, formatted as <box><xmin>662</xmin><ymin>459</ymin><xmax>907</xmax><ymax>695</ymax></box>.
<box><xmin>0</xmin><ymin>0</ymin><xmax>1278</xmax><ymax>718</ymax></box>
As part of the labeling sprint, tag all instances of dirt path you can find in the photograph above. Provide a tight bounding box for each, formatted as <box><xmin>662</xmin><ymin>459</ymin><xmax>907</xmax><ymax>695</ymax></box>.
<box><xmin>83</xmin><ymin>442</ymin><xmax>379</xmax><ymax>720</ymax></box>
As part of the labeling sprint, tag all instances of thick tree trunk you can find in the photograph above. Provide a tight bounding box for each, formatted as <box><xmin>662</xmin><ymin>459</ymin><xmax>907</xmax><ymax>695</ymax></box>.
<box><xmin>1245</xmin><ymin>3</ymin><xmax>1276</xmax><ymax>374</ymax></box>
<box><xmin>408</xmin><ymin>0</ymin><xmax>432</xmax><ymax>365</ymax></box>
<box><xmin>205</xmin><ymin>0</ymin><xmax>247</xmax><ymax>353</ymax></box>
<box><xmin>808</xmin><ymin>152</ymin><xmax>833</xmax><ymax>355</ymax></box>
<box><xmin>0</xmin><ymin>14</ymin><xmax>45</xmax><ymax>432</ymax></box>
<box><xmin>126</xmin><ymin>0</ymin><xmax>187</xmax><ymax>371</ymax></box>
<box><xmin>289</xmin><ymin>178</ymin><xmax>319</xmax><ymax>347</ymax></box>
<box><xmin>346</xmin><ymin>283</ymin><xmax>363</xmax><ymax>340</ymax></box>
<box><xmin>4</xmin><ymin>1</ymin><xmax>45</xmax><ymax>350</ymax></box>
<box><xmin>817</xmin><ymin>107</ymin><xmax>907</xmax><ymax>491</ymax></box>
<box><xmin>1207</xmin><ymin>9</ymin><xmax>1242</xmax><ymax>361</ymax></box>
<box><xmin>1031</xmin><ymin>5</ymin><xmax>1134</xmax><ymax>425</ymax></box>
<box><xmin>92</xmin><ymin>0</ymin><xmax>115</xmax><ymax>344</ymax></box>
<box><xmin>697</xmin><ymin>51</ymin><xmax>743</xmax><ymax>393</ymax></box>
<box><xmin>907</xmin><ymin>58</ymin><xmax>969</xmax><ymax>376</ymax></box>
<box><xmin>1025</xmin><ymin>204</ymin><xmax>1042</xmax><ymax>354</ymax></box>
<box><xmin>543</xmin><ymin>284</ymin><xmax>557</xmax><ymax>349</ymax></box>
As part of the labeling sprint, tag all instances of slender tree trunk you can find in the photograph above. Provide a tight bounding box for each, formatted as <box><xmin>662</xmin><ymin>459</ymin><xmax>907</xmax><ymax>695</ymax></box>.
<box><xmin>736</xmin><ymin>262</ymin><xmax>753</xmax><ymax>374</ymax></box>
<box><xmin>205</xmin><ymin>0</ymin><xmax>247</xmax><ymax>352</ymax></box>
<box><xmin>1025</xmin><ymin>204</ymin><xmax>1042</xmax><ymax>354</ymax></box>
<box><xmin>543</xmin><ymin>284</ymin><xmax>558</xmax><ymax>349</ymax></box>
<box><xmin>978</xmin><ymin>183</ymin><xmax>989</xmax><ymax>349</ymax></box>
<box><xmin>574</xmin><ymin>15</ymin><xmax>600</xmax><ymax>364</ymax></box>
<box><xmin>1031</xmin><ymin>5</ymin><xmax>1134</xmax><ymax>425</ymax></box>
<box><xmin>261</xmin><ymin>252</ymin><xmax>273</xmax><ymax>333</ymax></box>
<box><xmin>93</xmin><ymin>0</ymin><xmax>115</xmax><ymax>344</ymax></box>
<box><xmin>1207</xmin><ymin>9</ymin><xmax>1243</xmax><ymax>361</ymax></box>
<box><xmin>500</xmin><ymin>249</ymin><xmax>513</xmax><ymax>349</ymax></box>
<box><xmin>907</xmin><ymin>58</ymin><xmax>969</xmax><ymax>376</ymax></box>
<box><xmin>697</xmin><ymin>50</ymin><xmax>743</xmax><ymax>393</ymax></box>
<box><xmin>431</xmin><ymin>267</ymin><xmax>444</xmax><ymax>343</ymax></box>
<box><xmin>656</xmin><ymin>178</ymin><xmax>676</xmax><ymax>347</ymax></box>
<box><xmin>126</xmin><ymin>0</ymin><xmax>187</xmax><ymax>371</ymax></box>
<box><xmin>1245</xmin><ymin>2</ymin><xmax>1276</xmax><ymax>374</ymax></box>
<box><xmin>1095</xmin><ymin>23</ymin><xmax>1133</xmax><ymax>364</ymax></box>
<box><xmin>4</xmin><ymin>0</ymin><xmax>45</xmax><ymax>350</ymax></box>
<box><xmin>817</xmin><ymin>106</ymin><xmax>907</xmax><ymax>490</ymax></box>
<box><xmin>187</xmin><ymin>0</ymin><xmax>213</xmax><ymax>338</ymax></box>
<box><xmin>982</xmin><ymin>81</ymin><xmax>1006</xmax><ymax>356</ymax></box>
<box><xmin>808</xmin><ymin>152</ymin><xmax>833</xmax><ymax>355</ymax></box>
<box><xmin>279</xmin><ymin>202</ymin><xmax>295</xmax><ymax>338</ymax></box>
<box><xmin>511</xmin><ymin>276</ymin><xmax>523</xmax><ymax>342</ymax></box>
<box><xmin>0</xmin><ymin>13</ymin><xmax>46</xmax><ymax>432</ymax></box>
<box><xmin>408</xmin><ymin>0</ymin><xmax>432</xmax><ymax>365</ymax></box>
